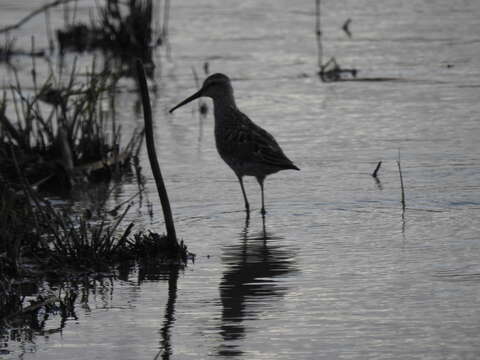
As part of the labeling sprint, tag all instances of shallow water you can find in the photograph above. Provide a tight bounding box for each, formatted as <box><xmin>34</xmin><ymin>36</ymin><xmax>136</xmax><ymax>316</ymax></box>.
<box><xmin>2</xmin><ymin>0</ymin><xmax>480</xmax><ymax>359</ymax></box>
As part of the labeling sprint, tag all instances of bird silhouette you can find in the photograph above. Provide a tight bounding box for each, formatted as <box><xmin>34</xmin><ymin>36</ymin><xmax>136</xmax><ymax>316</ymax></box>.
<box><xmin>170</xmin><ymin>73</ymin><xmax>299</xmax><ymax>215</ymax></box>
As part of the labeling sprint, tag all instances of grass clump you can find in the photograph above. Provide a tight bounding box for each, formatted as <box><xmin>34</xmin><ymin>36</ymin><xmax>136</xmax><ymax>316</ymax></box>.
<box><xmin>0</xmin><ymin>175</ymin><xmax>191</xmax><ymax>277</ymax></box>
<box><xmin>130</xmin><ymin>231</ymin><xmax>190</xmax><ymax>264</ymax></box>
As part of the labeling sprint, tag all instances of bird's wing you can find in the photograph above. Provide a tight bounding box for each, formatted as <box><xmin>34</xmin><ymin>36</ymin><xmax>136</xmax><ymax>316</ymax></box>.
<box><xmin>223</xmin><ymin>111</ymin><xmax>298</xmax><ymax>170</ymax></box>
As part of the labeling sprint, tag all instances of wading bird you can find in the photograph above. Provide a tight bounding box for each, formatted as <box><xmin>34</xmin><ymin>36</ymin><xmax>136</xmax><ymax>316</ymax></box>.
<box><xmin>169</xmin><ymin>73</ymin><xmax>299</xmax><ymax>215</ymax></box>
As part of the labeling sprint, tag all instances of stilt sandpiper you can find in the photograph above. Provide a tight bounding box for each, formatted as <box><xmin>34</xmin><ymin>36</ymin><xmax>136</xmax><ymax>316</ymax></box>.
<box><xmin>170</xmin><ymin>73</ymin><xmax>299</xmax><ymax>215</ymax></box>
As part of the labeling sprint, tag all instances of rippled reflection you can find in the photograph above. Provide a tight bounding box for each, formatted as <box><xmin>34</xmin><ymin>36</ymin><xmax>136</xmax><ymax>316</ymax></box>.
<box><xmin>154</xmin><ymin>266</ymin><xmax>179</xmax><ymax>360</ymax></box>
<box><xmin>0</xmin><ymin>277</ymin><xmax>112</xmax><ymax>357</ymax></box>
<box><xmin>218</xmin><ymin>217</ymin><xmax>297</xmax><ymax>356</ymax></box>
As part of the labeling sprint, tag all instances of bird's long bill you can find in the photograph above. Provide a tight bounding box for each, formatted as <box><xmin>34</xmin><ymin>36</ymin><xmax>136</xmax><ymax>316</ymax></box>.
<box><xmin>169</xmin><ymin>89</ymin><xmax>203</xmax><ymax>113</ymax></box>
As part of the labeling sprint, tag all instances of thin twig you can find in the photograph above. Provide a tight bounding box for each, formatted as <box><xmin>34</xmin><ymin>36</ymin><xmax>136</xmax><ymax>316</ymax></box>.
<box><xmin>0</xmin><ymin>0</ymin><xmax>77</xmax><ymax>34</ymax></box>
<box><xmin>397</xmin><ymin>151</ymin><xmax>406</xmax><ymax>212</ymax></box>
<box><xmin>315</xmin><ymin>0</ymin><xmax>323</xmax><ymax>71</ymax></box>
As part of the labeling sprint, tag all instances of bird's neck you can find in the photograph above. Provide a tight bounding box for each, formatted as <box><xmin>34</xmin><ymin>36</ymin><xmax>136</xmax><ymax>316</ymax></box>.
<box><xmin>212</xmin><ymin>93</ymin><xmax>237</xmax><ymax>125</ymax></box>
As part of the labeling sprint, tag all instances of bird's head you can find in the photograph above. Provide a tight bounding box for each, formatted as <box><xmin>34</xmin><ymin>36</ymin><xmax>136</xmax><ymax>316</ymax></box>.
<box><xmin>169</xmin><ymin>73</ymin><xmax>232</xmax><ymax>113</ymax></box>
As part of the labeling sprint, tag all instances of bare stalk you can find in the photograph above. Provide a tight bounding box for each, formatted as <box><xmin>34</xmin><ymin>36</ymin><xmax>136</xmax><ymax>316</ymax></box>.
<box><xmin>396</xmin><ymin>152</ymin><xmax>406</xmax><ymax>212</ymax></box>
<box><xmin>0</xmin><ymin>0</ymin><xmax>77</xmax><ymax>34</ymax></box>
<box><xmin>315</xmin><ymin>0</ymin><xmax>323</xmax><ymax>71</ymax></box>
<box><xmin>135</xmin><ymin>58</ymin><xmax>177</xmax><ymax>246</ymax></box>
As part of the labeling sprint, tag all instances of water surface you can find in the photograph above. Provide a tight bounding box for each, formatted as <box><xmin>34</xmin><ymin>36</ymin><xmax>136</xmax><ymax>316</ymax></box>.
<box><xmin>1</xmin><ymin>0</ymin><xmax>480</xmax><ymax>359</ymax></box>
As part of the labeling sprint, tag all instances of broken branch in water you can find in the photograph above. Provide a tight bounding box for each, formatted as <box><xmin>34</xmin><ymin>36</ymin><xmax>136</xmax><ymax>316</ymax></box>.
<box><xmin>319</xmin><ymin>56</ymin><xmax>357</xmax><ymax>82</ymax></box>
<box><xmin>342</xmin><ymin>18</ymin><xmax>352</xmax><ymax>38</ymax></box>
<box><xmin>314</xmin><ymin>1</ymin><xmax>357</xmax><ymax>81</ymax></box>
<box><xmin>397</xmin><ymin>152</ymin><xmax>406</xmax><ymax>213</ymax></box>
<box><xmin>372</xmin><ymin>161</ymin><xmax>382</xmax><ymax>178</ymax></box>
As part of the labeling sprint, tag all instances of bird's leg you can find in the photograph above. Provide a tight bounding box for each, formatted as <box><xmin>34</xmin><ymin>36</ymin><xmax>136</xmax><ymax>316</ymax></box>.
<box><xmin>237</xmin><ymin>174</ymin><xmax>250</xmax><ymax>213</ymax></box>
<box><xmin>257</xmin><ymin>176</ymin><xmax>266</xmax><ymax>215</ymax></box>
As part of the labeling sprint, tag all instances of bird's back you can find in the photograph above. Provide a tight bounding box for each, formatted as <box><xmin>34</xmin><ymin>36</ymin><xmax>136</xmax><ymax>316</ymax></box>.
<box><xmin>214</xmin><ymin>106</ymin><xmax>299</xmax><ymax>178</ymax></box>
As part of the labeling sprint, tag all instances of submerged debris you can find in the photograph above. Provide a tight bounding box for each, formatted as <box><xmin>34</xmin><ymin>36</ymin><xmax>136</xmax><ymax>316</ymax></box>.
<box><xmin>371</xmin><ymin>161</ymin><xmax>382</xmax><ymax>178</ymax></box>
<box><xmin>318</xmin><ymin>56</ymin><xmax>358</xmax><ymax>82</ymax></box>
<box><xmin>342</xmin><ymin>18</ymin><xmax>352</xmax><ymax>38</ymax></box>
<box><xmin>314</xmin><ymin>0</ymin><xmax>358</xmax><ymax>82</ymax></box>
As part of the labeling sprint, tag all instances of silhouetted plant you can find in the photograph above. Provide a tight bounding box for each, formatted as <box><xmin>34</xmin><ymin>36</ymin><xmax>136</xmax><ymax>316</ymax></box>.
<box><xmin>0</xmin><ymin>59</ymin><xmax>143</xmax><ymax>190</ymax></box>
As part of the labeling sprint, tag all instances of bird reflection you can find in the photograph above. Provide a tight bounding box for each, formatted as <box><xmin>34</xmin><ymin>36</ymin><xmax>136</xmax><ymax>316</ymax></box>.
<box><xmin>218</xmin><ymin>216</ymin><xmax>297</xmax><ymax>356</ymax></box>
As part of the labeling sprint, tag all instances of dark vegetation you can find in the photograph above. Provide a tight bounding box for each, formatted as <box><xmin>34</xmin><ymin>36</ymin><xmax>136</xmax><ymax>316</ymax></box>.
<box><xmin>1</xmin><ymin>56</ymin><xmax>190</xmax><ymax>316</ymax></box>
<box><xmin>0</xmin><ymin>60</ymin><xmax>142</xmax><ymax>191</ymax></box>
<box><xmin>56</xmin><ymin>0</ymin><xmax>169</xmax><ymax>73</ymax></box>
<box><xmin>1</xmin><ymin>0</ymin><xmax>188</xmax><ymax>325</ymax></box>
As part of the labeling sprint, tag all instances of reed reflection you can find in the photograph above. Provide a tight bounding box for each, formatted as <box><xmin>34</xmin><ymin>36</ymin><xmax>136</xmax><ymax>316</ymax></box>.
<box><xmin>154</xmin><ymin>266</ymin><xmax>179</xmax><ymax>360</ymax></box>
<box><xmin>218</xmin><ymin>216</ymin><xmax>297</xmax><ymax>356</ymax></box>
<box><xmin>136</xmin><ymin>262</ymin><xmax>179</xmax><ymax>360</ymax></box>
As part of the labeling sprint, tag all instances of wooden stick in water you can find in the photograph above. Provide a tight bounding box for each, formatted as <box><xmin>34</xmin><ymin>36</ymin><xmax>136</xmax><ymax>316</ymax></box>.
<box><xmin>135</xmin><ymin>58</ymin><xmax>178</xmax><ymax>246</ymax></box>
<box><xmin>397</xmin><ymin>152</ymin><xmax>406</xmax><ymax>212</ymax></box>
<box><xmin>372</xmin><ymin>161</ymin><xmax>382</xmax><ymax>178</ymax></box>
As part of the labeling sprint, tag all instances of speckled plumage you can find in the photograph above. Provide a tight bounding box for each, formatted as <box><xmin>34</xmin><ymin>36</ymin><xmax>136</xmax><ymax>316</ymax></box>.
<box><xmin>170</xmin><ymin>73</ymin><xmax>299</xmax><ymax>214</ymax></box>
<box><xmin>214</xmin><ymin>104</ymin><xmax>298</xmax><ymax>177</ymax></box>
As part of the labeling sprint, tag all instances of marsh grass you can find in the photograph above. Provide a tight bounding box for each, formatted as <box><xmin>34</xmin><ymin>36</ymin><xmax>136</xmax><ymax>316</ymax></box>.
<box><xmin>0</xmin><ymin>177</ymin><xmax>186</xmax><ymax>283</ymax></box>
<box><xmin>38</xmin><ymin>202</ymin><xmax>135</xmax><ymax>270</ymax></box>
<box><xmin>0</xmin><ymin>59</ymin><xmax>143</xmax><ymax>190</ymax></box>
<box><xmin>0</xmin><ymin>58</ymin><xmax>188</xmax><ymax>286</ymax></box>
